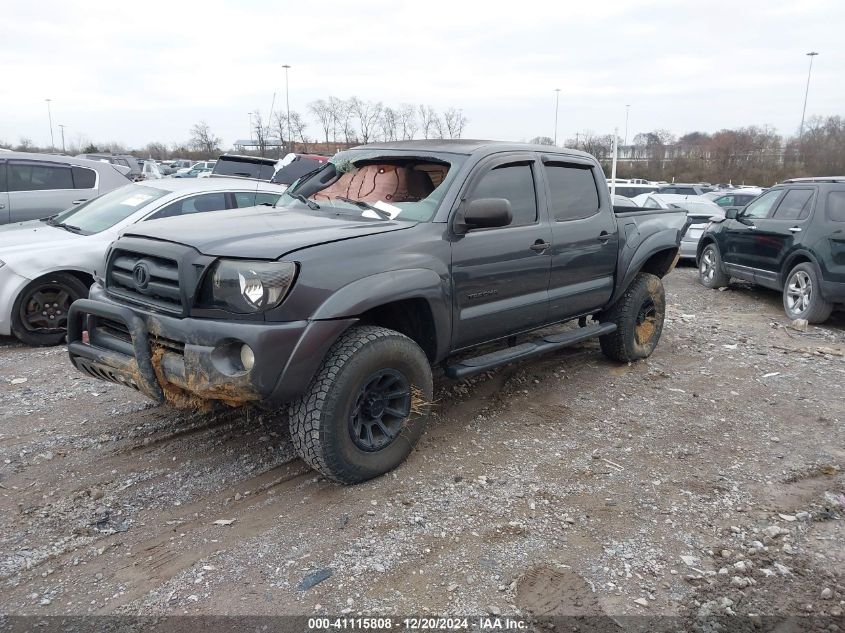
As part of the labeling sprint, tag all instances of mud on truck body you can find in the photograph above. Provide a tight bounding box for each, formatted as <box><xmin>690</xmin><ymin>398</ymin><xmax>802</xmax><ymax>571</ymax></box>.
<box><xmin>67</xmin><ymin>140</ymin><xmax>688</xmax><ymax>483</ymax></box>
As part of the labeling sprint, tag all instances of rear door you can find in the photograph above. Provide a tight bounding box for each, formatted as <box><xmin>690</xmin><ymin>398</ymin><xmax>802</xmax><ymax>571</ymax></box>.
<box><xmin>719</xmin><ymin>189</ymin><xmax>783</xmax><ymax>279</ymax></box>
<box><xmin>450</xmin><ymin>153</ymin><xmax>552</xmax><ymax>349</ymax></box>
<box><xmin>0</xmin><ymin>161</ymin><xmax>9</xmax><ymax>224</ymax></box>
<box><xmin>71</xmin><ymin>165</ymin><xmax>98</xmax><ymax>207</ymax></box>
<box><xmin>7</xmin><ymin>159</ymin><xmax>76</xmax><ymax>222</ymax></box>
<box><xmin>542</xmin><ymin>157</ymin><xmax>618</xmax><ymax>319</ymax></box>
<box><xmin>749</xmin><ymin>187</ymin><xmax>816</xmax><ymax>287</ymax></box>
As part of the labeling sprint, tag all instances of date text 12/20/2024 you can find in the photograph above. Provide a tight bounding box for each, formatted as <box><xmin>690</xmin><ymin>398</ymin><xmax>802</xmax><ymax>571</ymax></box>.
<box><xmin>307</xmin><ymin>617</ymin><xmax>529</xmax><ymax>630</ymax></box>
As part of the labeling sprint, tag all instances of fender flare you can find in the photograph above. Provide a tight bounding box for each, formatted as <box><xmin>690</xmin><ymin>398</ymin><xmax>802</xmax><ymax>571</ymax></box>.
<box><xmin>310</xmin><ymin>268</ymin><xmax>452</xmax><ymax>361</ymax></box>
<box><xmin>608</xmin><ymin>230</ymin><xmax>680</xmax><ymax>305</ymax></box>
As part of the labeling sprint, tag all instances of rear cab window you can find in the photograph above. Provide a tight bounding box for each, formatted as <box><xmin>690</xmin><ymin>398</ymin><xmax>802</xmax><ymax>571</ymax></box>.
<box><xmin>544</xmin><ymin>163</ymin><xmax>600</xmax><ymax>221</ymax></box>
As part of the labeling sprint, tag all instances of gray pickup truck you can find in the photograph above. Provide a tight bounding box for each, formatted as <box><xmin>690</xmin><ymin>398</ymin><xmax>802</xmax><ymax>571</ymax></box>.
<box><xmin>67</xmin><ymin>140</ymin><xmax>688</xmax><ymax>483</ymax></box>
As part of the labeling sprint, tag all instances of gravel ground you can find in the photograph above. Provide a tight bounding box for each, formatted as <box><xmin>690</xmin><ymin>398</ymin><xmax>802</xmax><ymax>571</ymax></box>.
<box><xmin>1</xmin><ymin>267</ymin><xmax>844</xmax><ymax>627</ymax></box>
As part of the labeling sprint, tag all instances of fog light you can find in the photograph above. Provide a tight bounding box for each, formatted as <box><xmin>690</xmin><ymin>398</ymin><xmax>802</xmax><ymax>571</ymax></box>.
<box><xmin>240</xmin><ymin>344</ymin><xmax>255</xmax><ymax>371</ymax></box>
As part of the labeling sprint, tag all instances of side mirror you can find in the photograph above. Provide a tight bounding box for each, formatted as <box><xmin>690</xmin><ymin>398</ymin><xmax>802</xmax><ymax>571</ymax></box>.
<box><xmin>461</xmin><ymin>198</ymin><xmax>513</xmax><ymax>231</ymax></box>
<box><xmin>725</xmin><ymin>209</ymin><xmax>738</xmax><ymax>220</ymax></box>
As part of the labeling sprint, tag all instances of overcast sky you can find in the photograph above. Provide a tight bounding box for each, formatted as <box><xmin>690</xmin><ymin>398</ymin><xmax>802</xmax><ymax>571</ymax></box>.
<box><xmin>2</xmin><ymin>0</ymin><xmax>842</xmax><ymax>150</ymax></box>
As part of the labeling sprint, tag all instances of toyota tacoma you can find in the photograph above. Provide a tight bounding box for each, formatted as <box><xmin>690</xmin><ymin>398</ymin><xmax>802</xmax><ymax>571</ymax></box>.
<box><xmin>67</xmin><ymin>140</ymin><xmax>688</xmax><ymax>483</ymax></box>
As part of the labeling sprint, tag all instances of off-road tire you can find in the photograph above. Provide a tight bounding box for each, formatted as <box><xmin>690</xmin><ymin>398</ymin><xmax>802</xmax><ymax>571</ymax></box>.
<box><xmin>288</xmin><ymin>325</ymin><xmax>433</xmax><ymax>484</ymax></box>
<box><xmin>698</xmin><ymin>243</ymin><xmax>730</xmax><ymax>289</ymax></box>
<box><xmin>782</xmin><ymin>262</ymin><xmax>832</xmax><ymax>324</ymax></box>
<box><xmin>599</xmin><ymin>272</ymin><xmax>666</xmax><ymax>362</ymax></box>
<box><xmin>11</xmin><ymin>273</ymin><xmax>89</xmax><ymax>347</ymax></box>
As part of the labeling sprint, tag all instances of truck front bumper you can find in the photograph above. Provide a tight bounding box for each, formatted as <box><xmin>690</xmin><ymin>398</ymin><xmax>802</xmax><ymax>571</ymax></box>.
<box><xmin>67</xmin><ymin>287</ymin><xmax>355</xmax><ymax>407</ymax></box>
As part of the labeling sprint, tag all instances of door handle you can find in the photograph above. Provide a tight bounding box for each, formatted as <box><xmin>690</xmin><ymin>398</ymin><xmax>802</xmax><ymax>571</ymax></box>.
<box><xmin>72</xmin><ymin>199</ymin><xmax>87</xmax><ymax>205</ymax></box>
<box><xmin>789</xmin><ymin>227</ymin><xmax>802</xmax><ymax>233</ymax></box>
<box><xmin>597</xmin><ymin>231</ymin><xmax>611</xmax><ymax>242</ymax></box>
<box><xmin>747</xmin><ymin>224</ymin><xmax>757</xmax><ymax>230</ymax></box>
<box><xmin>530</xmin><ymin>240</ymin><xmax>550</xmax><ymax>252</ymax></box>
<box><xmin>0</xmin><ymin>203</ymin><xmax>5</xmax><ymax>209</ymax></box>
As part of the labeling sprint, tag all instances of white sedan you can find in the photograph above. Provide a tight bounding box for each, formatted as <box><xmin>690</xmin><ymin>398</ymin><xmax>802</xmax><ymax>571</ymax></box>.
<box><xmin>0</xmin><ymin>178</ymin><xmax>286</xmax><ymax>346</ymax></box>
<box><xmin>632</xmin><ymin>193</ymin><xmax>724</xmax><ymax>260</ymax></box>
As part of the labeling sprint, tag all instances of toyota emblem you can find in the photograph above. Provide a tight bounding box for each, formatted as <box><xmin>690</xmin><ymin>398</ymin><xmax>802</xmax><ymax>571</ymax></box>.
<box><xmin>132</xmin><ymin>262</ymin><xmax>151</xmax><ymax>289</ymax></box>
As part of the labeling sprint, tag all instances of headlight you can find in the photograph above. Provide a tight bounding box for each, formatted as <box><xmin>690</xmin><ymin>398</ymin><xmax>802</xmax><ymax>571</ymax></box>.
<box><xmin>201</xmin><ymin>260</ymin><xmax>297</xmax><ymax>313</ymax></box>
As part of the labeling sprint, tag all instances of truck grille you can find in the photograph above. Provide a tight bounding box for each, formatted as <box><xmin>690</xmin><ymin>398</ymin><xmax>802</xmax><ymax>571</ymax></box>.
<box><xmin>108</xmin><ymin>249</ymin><xmax>182</xmax><ymax>312</ymax></box>
<box><xmin>96</xmin><ymin>317</ymin><xmax>185</xmax><ymax>355</ymax></box>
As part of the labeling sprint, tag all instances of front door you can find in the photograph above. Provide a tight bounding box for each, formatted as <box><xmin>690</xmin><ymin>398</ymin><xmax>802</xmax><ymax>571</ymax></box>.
<box><xmin>749</xmin><ymin>187</ymin><xmax>816</xmax><ymax>287</ymax></box>
<box><xmin>720</xmin><ymin>188</ymin><xmax>783</xmax><ymax>280</ymax></box>
<box><xmin>542</xmin><ymin>158</ymin><xmax>618</xmax><ymax>319</ymax></box>
<box><xmin>450</xmin><ymin>155</ymin><xmax>552</xmax><ymax>349</ymax></box>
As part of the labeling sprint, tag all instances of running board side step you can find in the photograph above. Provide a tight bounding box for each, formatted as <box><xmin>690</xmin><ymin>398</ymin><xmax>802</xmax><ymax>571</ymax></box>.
<box><xmin>445</xmin><ymin>323</ymin><xmax>617</xmax><ymax>379</ymax></box>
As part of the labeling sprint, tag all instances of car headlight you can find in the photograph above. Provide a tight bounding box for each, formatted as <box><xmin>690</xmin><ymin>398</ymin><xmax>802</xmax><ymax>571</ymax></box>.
<box><xmin>201</xmin><ymin>260</ymin><xmax>297</xmax><ymax>313</ymax></box>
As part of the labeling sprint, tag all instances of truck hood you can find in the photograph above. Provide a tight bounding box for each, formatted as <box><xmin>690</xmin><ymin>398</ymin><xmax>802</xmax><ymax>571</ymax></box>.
<box><xmin>121</xmin><ymin>206</ymin><xmax>416</xmax><ymax>259</ymax></box>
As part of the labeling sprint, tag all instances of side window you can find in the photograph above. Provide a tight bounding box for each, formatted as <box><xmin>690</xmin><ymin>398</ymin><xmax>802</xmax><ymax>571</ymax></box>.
<box><xmin>545</xmin><ymin>163</ymin><xmax>600</xmax><ymax>221</ymax></box>
<box><xmin>8</xmin><ymin>162</ymin><xmax>74</xmax><ymax>191</ymax></box>
<box><xmin>234</xmin><ymin>192</ymin><xmax>280</xmax><ymax>207</ymax></box>
<box><xmin>715</xmin><ymin>195</ymin><xmax>734</xmax><ymax>207</ymax></box>
<box><xmin>150</xmin><ymin>192</ymin><xmax>230</xmax><ymax>220</ymax></box>
<box><xmin>71</xmin><ymin>166</ymin><xmax>96</xmax><ymax>189</ymax></box>
<box><xmin>469</xmin><ymin>162</ymin><xmax>537</xmax><ymax>226</ymax></box>
<box><xmin>773</xmin><ymin>189</ymin><xmax>814</xmax><ymax>221</ymax></box>
<box><xmin>0</xmin><ymin>163</ymin><xmax>6</xmax><ymax>192</ymax></box>
<box><xmin>255</xmin><ymin>193</ymin><xmax>280</xmax><ymax>206</ymax></box>
<box><xmin>827</xmin><ymin>192</ymin><xmax>845</xmax><ymax>222</ymax></box>
<box><xmin>742</xmin><ymin>190</ymin><xmax>782</xmax><ymax>219</ymax></box>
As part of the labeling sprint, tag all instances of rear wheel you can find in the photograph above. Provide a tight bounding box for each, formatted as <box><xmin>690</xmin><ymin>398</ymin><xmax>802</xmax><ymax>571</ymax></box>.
<box><xmin>783</xmin><ymin>262</ymin><xmax>832</xmax><ymax>324</ymax></box>
<box><xmin>599</xmin><ymin>273</ymin><xmax>666</xmax><ymax>362</ymax></box>
<box><xmin>11</xmin><ymin>273</ymin><xmax>89</xmax><ymax>346</ymax></box>
<box><xmin>288</xmin><ymin>326</ymin><xmax>433</xmax><ymax>484</ymax></box>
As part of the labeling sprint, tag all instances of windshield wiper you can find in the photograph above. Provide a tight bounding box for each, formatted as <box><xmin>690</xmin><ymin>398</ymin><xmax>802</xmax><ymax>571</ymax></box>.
<box><xmin>287</xmin><ymin>193</ymin><xmax>320</xmax><ymax>210</ymax></box>
<box><xmin>335</xmin><ymin>196</ymin><xmax>392</xmax><ymax>220</ymax></box>
<box><xmin>42</xmin><ymin>216</ymin><xmax>82</xmax><ymax>233</ymax></box>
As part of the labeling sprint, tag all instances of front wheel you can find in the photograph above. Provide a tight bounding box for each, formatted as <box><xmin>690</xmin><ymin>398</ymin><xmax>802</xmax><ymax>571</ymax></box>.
<box><xmin>698</xmin><ymin>243</ymin><xmax>729</xmax><ymax>289</ymax></box>
<box><xmin>599</xmin><ymin>272</ymin><xmax>666</xmax><ymax>362</ymax></box>
<box><xmin>288</xmin><ymin>326</ymin><xmax>433</xmax><ymax>484</ymax></box>
<box><xmin>783</xmin><ymin>263</ymin><xmax>832</xmax><ymax>324</ymax></box>
<box><xmin>11</xmin><ymin>273</ymin><xmax>89</xmax><ymax>346</ymax></box>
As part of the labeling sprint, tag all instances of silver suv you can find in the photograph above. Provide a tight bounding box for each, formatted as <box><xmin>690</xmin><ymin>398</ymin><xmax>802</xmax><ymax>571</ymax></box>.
<box><xmin>0</xmin><ymin>152</ymin><xmax>130</xmax><ymax>224</ymax></box>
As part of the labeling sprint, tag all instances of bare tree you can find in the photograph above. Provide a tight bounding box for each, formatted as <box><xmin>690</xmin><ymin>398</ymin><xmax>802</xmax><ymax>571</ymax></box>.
<box><xmin>443</xmin><ymin>107</ymin><xmax>468</xmax><ymax>139</ymax></box>
<box><xmin>329</xmin><ymin>97</ymin><xmax>355</xmax><ymax>144</ymax></box>
<box><xmin>308</xmin><ymin>99</ymin><xmax>333</xmax><ymax>144</ymax></box>
<box><xmin>398</xmin><ymin>103</ymin><xmax>418</xmax><ymax>140</ymax></box>
<box><xmin>529</xmin><ymin>136</ymin><xmax>555</xmax><ymax>146</ymax></box>
<box><xmin>288</xmin><ymin>111</ymin><xmax>309</xmax><ymax>152</ymax></box>
<box><xmin>418</xmin><ymin>105</ymin><xmax>439</xmax><ymax>139</ymax></box>
<box><xmin>15</xmin><ymin>137</ymin><xmax>33</xmax><ymax>151</ymax></box>
<box><xmin>349</xmin><ymin>97</ymin><xmax>383</xmax><ymax>144</ymax></box>
<box><xmin>144</xmin><ymin>142</ymin><xmax>168</xmax><ymax>159</ymax></box>
<box><xmin>189</xmin><ymin>121</ymin><xmax>221</xmax><ymax>155</ymax></box>
<box><xmin>379</xmin><ymin>106</ymin><xmax>399</xmax><ymax>142</ymax></box>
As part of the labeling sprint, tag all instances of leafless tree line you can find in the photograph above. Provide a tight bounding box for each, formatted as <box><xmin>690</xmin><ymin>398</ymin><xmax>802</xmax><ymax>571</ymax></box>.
<box><xmin>307</xmin><ymin>98</ymin><xmax>468</xmax><ymax>144</ymax></box>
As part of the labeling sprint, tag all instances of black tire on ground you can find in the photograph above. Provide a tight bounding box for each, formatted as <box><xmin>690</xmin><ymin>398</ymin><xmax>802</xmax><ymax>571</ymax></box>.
<box><xmin>782</xmin><ymin>262</ymin><xmax>832</xmax><ymax>324</ymax></box>
<box><xmin>288</xmin><ymin>325</ymin><xmax>433</xmax><ymax>484</ymax></box>
<box><xmin>598</xmin><ymin>272</ymin><xmax>666</xmax><ymax>362</ymax></box>
<box><xmin>11</xmin><ymin>272</ymin><xmax>89</xmax><ymax>347</ymax></box>
<box><xmin>698</xmin><ymin>242</ymin><xmax>730</xmax><ymax>289</ymax></box>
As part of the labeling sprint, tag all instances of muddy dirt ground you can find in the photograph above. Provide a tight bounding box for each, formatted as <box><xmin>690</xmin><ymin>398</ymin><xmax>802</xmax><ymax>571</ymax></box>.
<box><xmin>1</xmin><ymin>267</ymin><xmax>844</xmax><ymax>627</ymax></box>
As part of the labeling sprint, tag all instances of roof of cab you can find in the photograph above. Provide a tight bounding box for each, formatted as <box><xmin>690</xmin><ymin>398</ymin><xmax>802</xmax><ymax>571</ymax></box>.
<box><xmin>352</xmin><ymin>139</ymin><xmax>596</xmax><ymax>160</ymax></box>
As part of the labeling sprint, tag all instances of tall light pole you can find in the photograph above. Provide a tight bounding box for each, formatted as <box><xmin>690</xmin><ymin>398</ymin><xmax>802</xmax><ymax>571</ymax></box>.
<box><xmin>624</xmin><ymin>104</ymin><xmax>631</xmax><ymax>147</ymax></box>
<box><xmin>248</xmin><ymin>111</ymin><xmax>254</xmax><ymax>146</ymax></box>
<box><xmin>45</xmin><ymin>99</ymin><xmax>55</xmax><ymax>151</ymax></box>
<box><xmin>58</xmin><ymin>124</ymin><xmax>67</xmax><ymax>153</ymax></box>
<box><xmin>799</xmin><ymin>52</ymin><xmax>819</xmax><ymax>139</ymax></box>
<box><xmin>553</xmin><ymin>88</ymin><xmax>561</xmax><ymax>146</ymax></box>
<box><xmin>282</xmin><ymin>64</ymin><xmax>292</xmax><ymax>152</ymax></box>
